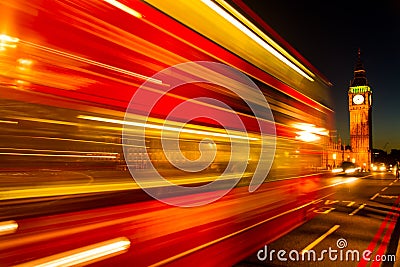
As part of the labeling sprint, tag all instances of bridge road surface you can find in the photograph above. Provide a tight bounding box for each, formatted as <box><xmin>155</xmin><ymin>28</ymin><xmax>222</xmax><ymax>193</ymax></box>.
<box><xmin>237</xmin><ymin>172</ymin><xmax>400</xmax><ymax>267</ymax></box>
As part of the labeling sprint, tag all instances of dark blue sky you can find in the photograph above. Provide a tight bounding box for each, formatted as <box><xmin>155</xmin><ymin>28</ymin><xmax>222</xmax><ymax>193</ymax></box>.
<box><xmin>243</xmin><ymin>0</ymin><xmax>400</xmax><ymax>150</ymax></box>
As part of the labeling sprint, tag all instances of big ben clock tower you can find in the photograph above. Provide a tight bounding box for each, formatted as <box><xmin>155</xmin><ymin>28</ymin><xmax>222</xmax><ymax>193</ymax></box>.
<box><xmin>348</xmin><ymin>49</ymin><xmax>372</xmax><ymax>169</ymax></box>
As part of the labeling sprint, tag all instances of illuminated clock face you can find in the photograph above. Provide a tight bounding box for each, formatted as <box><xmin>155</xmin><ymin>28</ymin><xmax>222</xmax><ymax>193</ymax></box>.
<box><xmin>353</xmin><ymin>94</ymin><xmax>364</xmax><ymax>105</ymax></box>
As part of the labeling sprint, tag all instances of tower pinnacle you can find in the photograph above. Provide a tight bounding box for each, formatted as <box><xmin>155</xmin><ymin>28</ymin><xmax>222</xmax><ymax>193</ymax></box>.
<box><xmin>351</xmin><ymin>49</ymin><xmax>368</xmax><ymax>87</ymax></box>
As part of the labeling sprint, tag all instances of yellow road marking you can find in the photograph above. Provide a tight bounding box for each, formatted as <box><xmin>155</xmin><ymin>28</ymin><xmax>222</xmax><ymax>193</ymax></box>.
<box><xmin>314</xmin><ymin>207</ymin><xmax>335</xmax><ymax>214</ymax></box>
<box><xmin>342</xmin><ymin>201</ymin><xmax>355</xmax><ymax>207</ymax></box>
<box><xmin>149</xmin><ymin>195</ymin><xmax>334</xmax><ymax>267</ymax></box>
<box><xmin>370</xmin><ymin>193</ymin><xmax>379</xmax><ymax>200</ymax></box>
<box><xmin>349</xmin><ymin>204</ymin><xmax>366</xmax><ymax>216</ymax></box>
<box><xmin>301</xmin><ymin>225</ymin><xmax>340</xmax><ymax>254</ymax></box>
<box><xmin>324</xmin><ymin>200</ymin><xmax>339</xmax><ymax>205</ymax></box>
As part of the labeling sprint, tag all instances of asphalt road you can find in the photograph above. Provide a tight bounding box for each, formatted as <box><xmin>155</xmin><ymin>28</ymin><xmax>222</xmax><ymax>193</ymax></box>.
<box><xmin>237</xmin><ymin>172</ymin><xmax>400</xmax><ymax>267</ymax></box>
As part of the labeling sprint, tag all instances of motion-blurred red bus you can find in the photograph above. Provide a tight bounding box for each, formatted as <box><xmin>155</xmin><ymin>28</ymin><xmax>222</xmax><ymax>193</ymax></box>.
<box><xmin>0</xmin><ymin>0</ymin><xmax>334</xmax><ymax>266</ymax></box>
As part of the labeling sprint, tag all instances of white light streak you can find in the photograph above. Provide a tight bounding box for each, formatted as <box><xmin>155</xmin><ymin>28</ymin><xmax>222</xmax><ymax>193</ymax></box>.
<box><xmin>345</xmin><ymin>168</ymin><xmax>357</xmax><ymax>174</ymax></box>
<box><xmin>0</xmin><ymin>152</ymin><xmax>117</xmax><ymax>159</ymax></box>
<box><xmin>0</xmin><ymin>34</ymin><xmax>19</xmax><ymax>43</ymax></box>
<box><xmin>0</xmin><ymin>220</ymin><xmax>18</xmax><ymax>236</ymax></box>
<box><xmin>201</xmin><ymin>0</ymin><xmax>314</xmax><ymax>81</ymax></box>
<box><xmin>78</xmin><ymin>115</ymin><xmax>258</xmax><ymax>141</ymax></box>
<box><xmin>295</xmin><ymin>131</ymin><xmax>320</xmax><ymax>142</ymax></box>
<box><xmin>0</xmin><ymin>34</ymin><xmax>19</xmax><ymax>49</ymax></box>
<box><xmin>214</xmin><ymin>0</ymin><xmax>315</xmax><ymax>80</ymax></box>
<box><xmin>17</xmin><ymin>58</ymin><xmax>33</xmax><ymax>66</ymax></box>
<box><xmin>103</xmin><ymin>0</ymin><xmax>143</xmax><ymax>18</ymax></box>
<box><xmin>292</xmin><ymin>123</ymin><xmax>329</xmax><ymax>136</ymax></box>
<box><xmin>15</xmin><ymin>237</ymin><xmax>131</xmax><ymax>267</ymax></box>
<box><xmin>0</xmin><ymin>120</ymin><xmax>18</xmax><ymax>124</ymax></box>
<box><xmin>0</xmin><ymin>147</ymin><xmax>118</xmax><ymax>156</ymax></box>
<box><xmin>331</xmin><ymin>168</ymin><xmax>343</xmax><ymax>173</ymax></box>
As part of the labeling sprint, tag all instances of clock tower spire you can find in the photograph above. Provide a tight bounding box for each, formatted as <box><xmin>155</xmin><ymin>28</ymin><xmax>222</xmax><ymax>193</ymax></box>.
<box><xmin>348</xmin><ymin>49</ymin><xmax>372</xmax><ymax>170</ymax></box>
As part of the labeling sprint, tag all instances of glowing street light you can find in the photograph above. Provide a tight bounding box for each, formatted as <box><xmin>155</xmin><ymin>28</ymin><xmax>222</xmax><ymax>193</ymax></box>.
<box><xmin>333</xmin><ymin>153</ymin><xmax>337</xmax><ymax>167</ymax></box>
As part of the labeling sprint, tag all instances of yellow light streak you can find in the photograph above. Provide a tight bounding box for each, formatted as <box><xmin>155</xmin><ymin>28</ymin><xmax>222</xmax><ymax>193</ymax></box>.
<box><xmin>324</xmin><ymin>178</ymin><xmax>358</xmax><ymax>189</ymax></box>
<box><xmin>0</xmin><ymin>43</ymin><xmax>17</xmax><ymax>49</ymax></box>
<box><xmin>78</xmin><ymin>115</ymin><xmax>258</xmax><ymax>141</ymax></box>
<box><xmin>103</xmin><ymin>0</ymin><xmax>142</xmax><ymax>18</ymax></box>
<box><xmin>343</xmin><ymin>177</ymin><xmax>358</xmax><ymax>184</ymax></box>
<box><xmin>8</xmin><ymin>116</ymin><xmax>150</xmax><ymax>146</ymax></box>
<box><xmin>15</xmin><ymin>237</ymin><xmax>131</xmax><ymax>267</ymax></box>
<box><xmin>0</xmin><ymin>220</ymin><xmax>18</xmax><ymax>236</ymax></box>
<box><xmin>0</xmin><ymin>120</ymin><xmax>18</xmax><ymax>124</ymax></box>
<box><xmin>0</xmin><ymin>152</ymin><xmax>117</xmax><ymax>159</ymax></box>
<box><xmin>30</xmin><ymin>136</ymin><xmax>119</xmax><ymax>146</ymax></box>
<box><xmin>1</xmin><ymin>183</ymin><xmax>139</xmax><ymax>200</ymax></box>
<box><xmin>11</xmin><ymin>116</ymin><xmax>80</xmax><ymax>126</ymax></box>
<box><xmin>10</xmin><ymin>115</ymin><xmax>122</xmax><ymax>132</ymax></box>
<box><xmin>214</xmin><ymin>0</ymin><xmax>315</xmax><ymax>80</ymax></box>
<box><xmin>29</xmin><ymin>136</ymin><xmax>143</xmax><ymax>148</ymax></box>
<box><xmin>0</xmin><ymin>147</ymin><xmax>118</xmax><ymax>156</ymax></box>
<box><xmin>201</xmin><ymin>0</ymin><xmax>314</xmax><ymax>82</ymax></box>
<box><xmin>1</xmin><ymin>173</ymin><xmax>251</xmax><ymax>200</ymax></box>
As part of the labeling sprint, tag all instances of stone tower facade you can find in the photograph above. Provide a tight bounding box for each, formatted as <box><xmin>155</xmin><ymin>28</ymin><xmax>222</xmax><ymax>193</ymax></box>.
<box><xmin>348</xmin><ymin>49</ymin><xmax>372</xmax><ymax>169</ymax></box>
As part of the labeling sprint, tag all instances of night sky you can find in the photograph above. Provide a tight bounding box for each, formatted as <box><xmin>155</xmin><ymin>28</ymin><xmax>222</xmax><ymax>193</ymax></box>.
<box><xmin>242</xmin><ymin>0</ymin><xmax>400</xmax><ymax>150</ymax></box>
